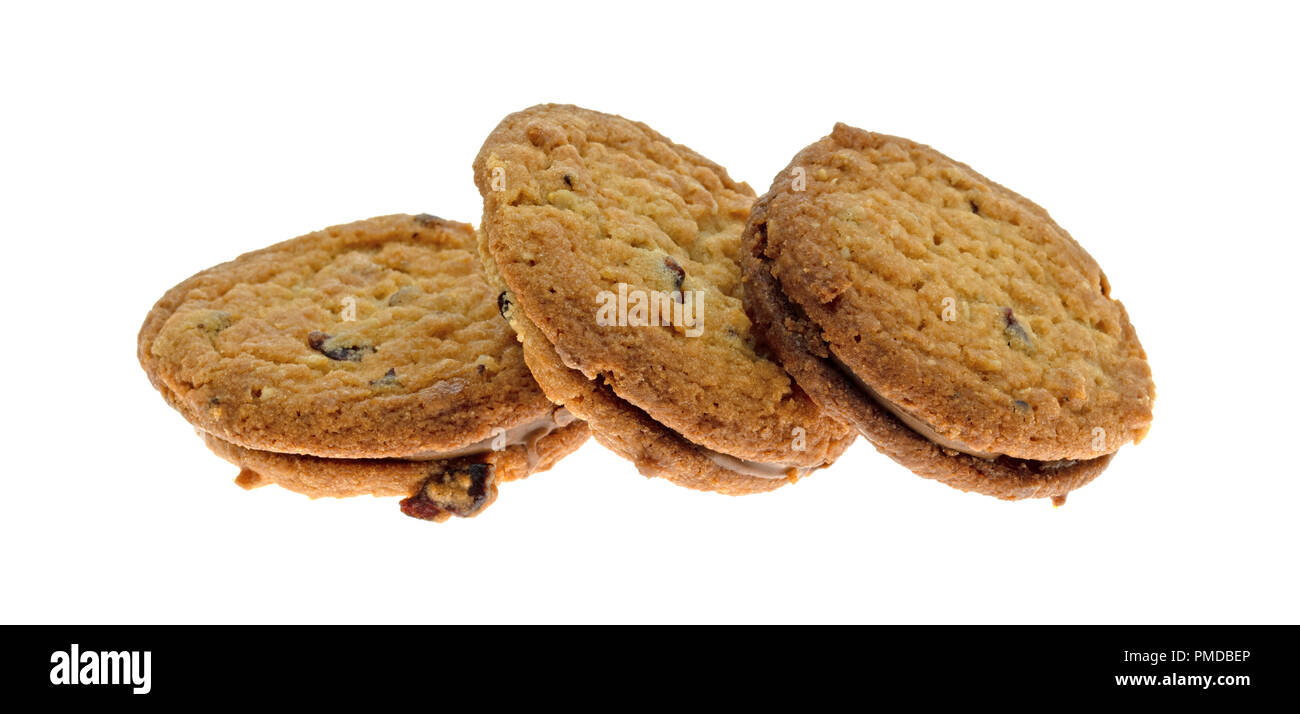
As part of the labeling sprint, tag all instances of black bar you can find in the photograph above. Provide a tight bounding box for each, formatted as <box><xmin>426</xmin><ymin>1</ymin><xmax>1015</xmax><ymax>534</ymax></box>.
<box><xmin>2</xmin><ymin>625</ymin><xmax>1289</xmax><ymax>703</ymax></box>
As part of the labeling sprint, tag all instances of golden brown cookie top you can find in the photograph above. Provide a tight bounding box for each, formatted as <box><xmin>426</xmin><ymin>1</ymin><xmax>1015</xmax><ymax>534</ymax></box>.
<box><xmin>757</xmin><ymin>124</ymin><xmax>1154</xmax><ymax>460</ymax></box>
<box><xmin>474</xmin><ymin>104</ymin><xmax>849</xmax><ymax>465</ymax></box>
<box><xmin>138</xmin><ymin>214</ymin><xmax>555</xmax><ymax>457</ymax></box>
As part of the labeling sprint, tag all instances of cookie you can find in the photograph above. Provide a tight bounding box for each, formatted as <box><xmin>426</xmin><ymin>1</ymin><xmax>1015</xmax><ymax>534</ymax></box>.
<box><xmin>139</xmin><ymin>214</ymin><xmax>588</xmax><ymax>519</ymax></box>
<box><xmin>474</xmin><ymin>105</ymin><xmax>854</xmax><ymax>493</ymax></box>
<box><xmin>200</xmin><ymin>412</ymin><xmax>588</xmax><ymax>521</ymax></box>
<box><xmin>741</xmin><ymin>124</ymin><xmax>1153</xmax><ymax>502</ymax></box>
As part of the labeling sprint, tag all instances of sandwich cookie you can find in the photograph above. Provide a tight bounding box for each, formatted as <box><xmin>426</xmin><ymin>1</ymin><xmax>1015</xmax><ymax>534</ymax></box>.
<box><xmin>741</xmin><ymin>124</ymin><xmax>1154</xmax><ymax>502</ymax></box>
<box><xmin>474</xmin><ymin>105</ymin><xmax>854</xmax><ymax>494</ymax></box>
<box><xmin>138</xmin><ymin>214</ymin><xmax>588</xmax><ymax>520</ymax></box>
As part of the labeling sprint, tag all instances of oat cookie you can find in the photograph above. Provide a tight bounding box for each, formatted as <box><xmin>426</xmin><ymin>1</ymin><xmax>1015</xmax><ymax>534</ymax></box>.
<box><xmin>741</xmin><ymin>124</ymin><xmax>1153</xmax><ymax>501</ymax></box>
<box><xmin>139</xmin><ymin>214</ymin><xmax>587</xmax><ymax>519</ymax></box>
<box><xmin>474</xmin><ymin>105</ymin><xmax>853</xmax><ymax>493</ymax></box>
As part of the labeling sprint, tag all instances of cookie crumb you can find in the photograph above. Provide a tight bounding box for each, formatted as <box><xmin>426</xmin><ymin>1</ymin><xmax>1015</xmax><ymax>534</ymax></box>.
<box><xmin>234</xmin><ymin>468</ymin><xmax>265</xmax><ymax>490</ymax></box>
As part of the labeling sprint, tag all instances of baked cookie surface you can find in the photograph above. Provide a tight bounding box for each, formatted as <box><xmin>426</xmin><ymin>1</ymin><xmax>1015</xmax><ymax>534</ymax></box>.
<box><xmin>139</xmin><ymin>214</ymin><xmax>555</xmax><ymax>458</ymax></box>
<box><xmin>474</xmin><ymin>105</ymin><xmax>853</xmax><ymax>490</ymax></box>
<box><xmin>751</xmin><ymin>124</ymin><xmax>1154</xmax><ymax>463</ymax></box>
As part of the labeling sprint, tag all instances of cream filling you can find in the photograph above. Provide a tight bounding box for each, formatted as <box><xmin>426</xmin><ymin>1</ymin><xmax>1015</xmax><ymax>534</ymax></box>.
<box><xmin>828</xmin><ymin>355</ymin><xmax>1000</xmax><ymax>460</ymax></box>
<box><xmin>402</xmin><ymin>407</ymin><xmax>575</xmax><ymax>466</ymax></box>
<box><xmin>705</xmin><ymin>451</ymin><xmax>813</xmax><ymax>480</ymax></box>
<box><xmin>408</xmin><ymin>407</ymin><xmax>804</xmax><ymax>481</ymax></box>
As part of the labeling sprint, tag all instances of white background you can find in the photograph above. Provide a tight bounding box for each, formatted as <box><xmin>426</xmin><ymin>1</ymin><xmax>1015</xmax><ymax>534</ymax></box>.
<box><xmin>2</xmin><ymin>1</ymin><xmax>1296</xmax><ymax>624</ymax></box>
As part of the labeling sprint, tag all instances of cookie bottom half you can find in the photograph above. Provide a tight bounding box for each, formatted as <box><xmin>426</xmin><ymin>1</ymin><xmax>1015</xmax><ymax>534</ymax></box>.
<box><xmin>199</xmin><ymin>420</ymin><xmax>589</xmax><ymax>521</ymax></box>
<box><xmin>503</xmin><ymin>308</ymin><xmax>852</xmax><ymax>495</ymax></box>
